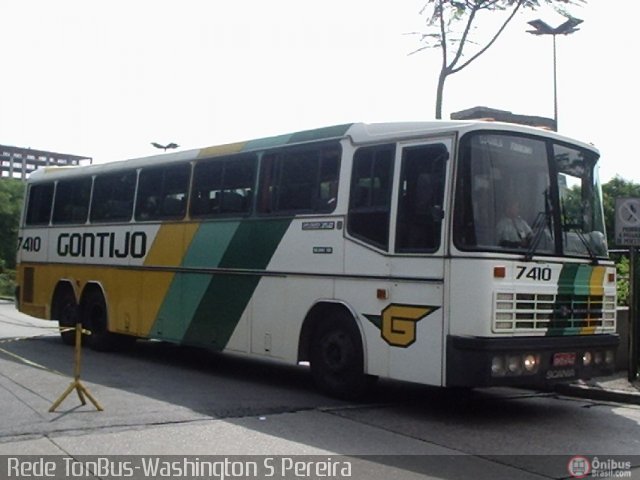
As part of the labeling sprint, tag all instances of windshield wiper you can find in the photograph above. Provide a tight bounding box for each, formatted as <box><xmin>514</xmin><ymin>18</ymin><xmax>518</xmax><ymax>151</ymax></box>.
<box><xmin>559</xmin><ymin>198</ymin><xmax>600</xmax><ymax>265</ymax></box>
<box><xmin>524</xmin><ymin>189</ymin><xmax>553</xmax><ymax>261</ymax></box>
<box><xmin>573</xmin><ymin>230</ymin><xmax>599</xmax><ymax>265</ymax></box>
<box><xmin>524</xmin><ymin>211</ymin><xmax>551</xmax><ymax>261</ymax></box>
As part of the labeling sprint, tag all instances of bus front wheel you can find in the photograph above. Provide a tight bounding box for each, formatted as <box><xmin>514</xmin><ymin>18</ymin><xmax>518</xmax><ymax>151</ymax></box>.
<box><xmin>310</xmin><ymin>315</ymin><xmax>371</xmax><ymax>400</ymax></box>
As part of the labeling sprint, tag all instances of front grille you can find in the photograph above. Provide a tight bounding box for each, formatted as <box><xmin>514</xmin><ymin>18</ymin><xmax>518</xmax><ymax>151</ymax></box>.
<box><xmin>493</xmin><ymin>292</ymin><xmax>616</xmax><ymax>333</ymax></box>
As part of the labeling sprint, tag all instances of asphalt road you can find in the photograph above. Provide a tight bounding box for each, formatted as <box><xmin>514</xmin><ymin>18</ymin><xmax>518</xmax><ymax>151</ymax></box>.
<box><xmin>1</xmin><ymin>301</ymin><xmax>639</xmax><ymax>479</ymax></box>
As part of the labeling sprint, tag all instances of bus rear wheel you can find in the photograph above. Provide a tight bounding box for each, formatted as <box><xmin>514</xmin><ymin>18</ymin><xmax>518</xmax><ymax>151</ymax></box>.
<box><xmin>310</xmin><ymin>315</ymin><xmax>371</xmax><ymax>400</ymax></box>
<box><xmin>52</xmin><ymin>286</ymin><xmax>78</xmax><ymax>346</ymax></box>
<box><xmin>82</xmin><ymin>289</ymin><xmax>117</xmax><ymax>351</ymax></box>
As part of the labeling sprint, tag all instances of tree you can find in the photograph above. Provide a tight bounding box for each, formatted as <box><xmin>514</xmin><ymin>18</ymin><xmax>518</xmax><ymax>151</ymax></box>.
<box><xmin>414</xmin><ymin>0</ymin><xmax>583</xmax><ymax>119</ymax></box>
<box><xmin>0</xmin><ymin>179</ymin><xmax>25</xmax><ymax>270</ymax></box>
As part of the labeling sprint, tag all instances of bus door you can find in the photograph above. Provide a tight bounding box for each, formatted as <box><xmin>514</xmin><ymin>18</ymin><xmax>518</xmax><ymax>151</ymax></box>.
<box><xmin>343</xmin><ymin>138</ymin><xmax>450</xmax><ymax>386</ymax></box>
<box><xmin>385</xmin><ymin>138</ymin><xmax>451</xmax><ymax>385</ymax></box>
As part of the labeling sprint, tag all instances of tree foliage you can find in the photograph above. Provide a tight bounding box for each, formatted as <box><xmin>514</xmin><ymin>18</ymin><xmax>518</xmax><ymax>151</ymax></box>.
<box><xmin>414</xmin><ymin>0</ymin><xmax>584</xmax><ymax>119</ymax></box>
<box><xmin>0</xmin><ymin>179</ymin><xmax>25</xmax><ymax>270</ymax></box>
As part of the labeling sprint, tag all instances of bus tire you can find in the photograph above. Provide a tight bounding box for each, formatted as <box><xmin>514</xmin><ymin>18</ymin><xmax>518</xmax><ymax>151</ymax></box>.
<box><xmin>310</xmin><ymin>314</ymin><xmax>370</xmax><ymax>400</ymax></box>
<box><xmin>82</xmin><ymin>288</ymin><xmax>116</xmax><ymax>351</ymax></box>
<box><xmin>51</xmin><ymin>284</ymin><xmax>78</xmax><ymax>346</ymax></box>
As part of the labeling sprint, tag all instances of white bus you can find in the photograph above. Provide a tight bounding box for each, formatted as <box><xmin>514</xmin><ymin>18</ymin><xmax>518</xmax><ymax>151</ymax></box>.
<box><xmin>16</xmin><ymin>121</ymin><xmax>618</xmax><ymax>398</ymax></box>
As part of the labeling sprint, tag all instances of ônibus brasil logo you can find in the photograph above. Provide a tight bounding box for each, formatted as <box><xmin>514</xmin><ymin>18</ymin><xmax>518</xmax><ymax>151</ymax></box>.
<box><xmin>568</xmin><ymin>456</ymin><xmax>591</xmax><ymax>478</ymax></box>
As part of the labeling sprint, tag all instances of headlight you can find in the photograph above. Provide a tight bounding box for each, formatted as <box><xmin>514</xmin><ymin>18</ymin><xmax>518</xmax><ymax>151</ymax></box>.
<box><xmin>492</xmin><ymin>353</ymin><xmax>541</xmax><ymax>377</ymax></box>
<box><xmin>491</xmin><ymin>356</ymin><xmax>506</xmax><ymax>376</ymax></box>
<box><xmin>506</xmin><ymin>355</ymin><xmax>522</xmax><ymax>374</ymax></box>
<box><xmin>582</xmin><ymin>351</ymin><xmax>593</xmax><ymax>367</ymax></box>
<box><xmin>594</xmin><ymin>352</ymin><xmax>603</xmax><ymax>365</ymax></box>
<box><xmin>523</xmin><ymin>354</ymin><xmax>540</xmax><ymax>373</ymax></box>
<box><xmin>605</xmin><ymin>350</ymin><xmax>615</xmax><ymax>366</ymax></box>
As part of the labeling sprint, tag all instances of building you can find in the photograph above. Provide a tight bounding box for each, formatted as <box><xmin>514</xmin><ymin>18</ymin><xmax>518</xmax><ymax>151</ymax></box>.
<box><xmin>1</xmin><ymin>145</ymin><xmax>92</xmax><ymax>181</ymax></box>
<box><xmin>451</xmin><ymin>106</ymin><xmax>556</xmax><ymax>131</ymax></box>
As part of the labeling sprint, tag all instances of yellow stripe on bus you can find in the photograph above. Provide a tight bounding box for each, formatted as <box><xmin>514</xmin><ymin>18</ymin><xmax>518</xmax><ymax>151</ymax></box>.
<box><xmin>137</xmin><ymin>223</ymin><xmax>200</xmax><ymax>335</ymax></box>
<box><xmin>144</xmin><ymin>223</ymin><xmax>199</xmax><ymax>267</ymax></box>
<box><xmin>197</xmin><ymin>142</ymin><xmax>246</xmax><ymax>159</ymax></box>
<box><xmin>580</xmin><ymin>266</ymin><xmax>606</xmax><ymax>335</ymax></box>
<box><xmin>589</xmin><ymin>266</ymin><xmax>606</xmax><ymax>297</ymax></box>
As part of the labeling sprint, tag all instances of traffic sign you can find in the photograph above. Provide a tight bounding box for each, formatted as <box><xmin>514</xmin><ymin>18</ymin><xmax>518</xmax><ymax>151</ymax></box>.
<box><xmin>615</xmin><ymin>197</ymin><xmax>640</xmax><ymax>246</ymax></box>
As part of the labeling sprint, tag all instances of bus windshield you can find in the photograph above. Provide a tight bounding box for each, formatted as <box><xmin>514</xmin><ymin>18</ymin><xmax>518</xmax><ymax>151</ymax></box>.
<box><xmin>454</xmin><ymin>131</ymin><xmax>607</xmax><ymax>258</ymax></box>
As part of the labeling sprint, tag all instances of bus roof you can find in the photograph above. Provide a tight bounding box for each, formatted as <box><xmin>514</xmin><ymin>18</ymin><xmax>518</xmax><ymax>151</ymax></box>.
<box><xmin>27</xmin><ymin>120</ymin><xmax>599</xmax><ymax>182</ymax></box>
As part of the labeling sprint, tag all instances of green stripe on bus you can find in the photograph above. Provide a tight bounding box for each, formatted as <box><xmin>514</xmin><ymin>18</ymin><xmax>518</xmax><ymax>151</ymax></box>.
<box><xmin>242</xmin><ymin>124</ymin><xmax>353</xmax><ymax>152</ymax></box>
<box><xmin>573</xmin><ymin>265</ymin><xmax>592</xmax><ymax>296</ymax></box>
<box><xmin>183</xmin><ymin>221</ymin><xmax>241</xmax><ymax>268</ymax></box>
<box><xmin>243</xmin><ymin>134</ymin><xmax>294</xmax><ymax>151</ymax></box>
<box><xmin>149</xmin><ymin>222</ymin><xmax>242</xmax><ymax>341</ymax></box>
<box><xmin>547</xmin><ymin>264</ymin><xmax>579</xmax><ymax>336</ymax></box>
<box><xmin>557</xmin><ymin>263</ymin><xmax>579</xmax><ymax>296</ymax></box>
<box><xmin>548</xmin><ymin>264</ymin><xmax>600</xmax><ymax>336</ymax></box>
<box><xmin>183</xmin><ymin>273</ymin><xmax>261</xmax><ymax>350</ymax></box>
<box><xmin>546</xmin><ymin>327</ymin><xmax>583</xmax><ymax>336</ymax></box>
<box><xmin>182</xmin><ymin>218</ymin><xmax>293</xmax><ymax>348</ymax></box>
<box><xmin>217</xmin><ymin>219</ymin><xmax>293</xmax><ymax>269</ymax></box>
<box><xmin>288</xmin><ymin>124</ymin><xmax>353</xmax><ymax>143</ymax></box>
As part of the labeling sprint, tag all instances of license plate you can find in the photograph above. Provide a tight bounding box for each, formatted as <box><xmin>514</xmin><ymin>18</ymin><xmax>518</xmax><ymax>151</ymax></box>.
<box><xmin>546</xmin><ymin>368</ymin><xmax>576</xmax><ymax>380</ymax></box>
<box><xmin>553</xmin><ymin>352</ymin><xmax>576</xmax><ymax>367</ymax></box>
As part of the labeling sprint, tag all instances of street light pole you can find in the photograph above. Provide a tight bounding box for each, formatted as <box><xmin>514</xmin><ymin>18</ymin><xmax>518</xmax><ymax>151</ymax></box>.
<box><xmin>527</xmin><ymin>17</ymin><xmax>583</xmax><ymax>132</ymax></box>
<box><xmin>552</xmin><ymin>33</ymin><xmax>558</xmax><ymax>129</ymax></box>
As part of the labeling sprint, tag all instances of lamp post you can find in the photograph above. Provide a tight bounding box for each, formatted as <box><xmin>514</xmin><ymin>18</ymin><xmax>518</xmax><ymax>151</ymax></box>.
<box><xmin>151</xmin><ymin>142</ymin><xmax>179</xmax><ymax>152</ymax></box>
<box><xmin>527</xmin><ymin>17</ymin><xmax>583</xmax><ymax>131</ymax></box>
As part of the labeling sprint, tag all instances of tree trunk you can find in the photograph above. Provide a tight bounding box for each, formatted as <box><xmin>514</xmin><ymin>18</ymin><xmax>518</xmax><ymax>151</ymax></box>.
<box><xmin>435</xmin><ymin>70</ymin><xmax>447</xmax><ymax>120</ymax></box>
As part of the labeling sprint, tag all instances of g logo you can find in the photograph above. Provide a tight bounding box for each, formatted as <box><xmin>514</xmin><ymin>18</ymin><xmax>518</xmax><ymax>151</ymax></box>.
<box><xmin>380</xmin><ymin>304</ymin><xmax>438</xmax><ymax>347</ymax></box>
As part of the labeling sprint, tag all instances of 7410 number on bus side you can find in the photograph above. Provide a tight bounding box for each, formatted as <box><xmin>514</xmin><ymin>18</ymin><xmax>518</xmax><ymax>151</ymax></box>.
<box><xmin>17</xmin><ymin>236</ymin><xmax>42</xmax><ymax>253</ymax></box>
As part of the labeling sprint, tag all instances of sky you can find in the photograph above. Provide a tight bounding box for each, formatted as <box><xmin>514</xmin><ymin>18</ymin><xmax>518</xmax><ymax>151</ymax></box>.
<box><xmin>1</xmin><ymin>0</ymin><xmax>638</xmax><ymax>182</ymax></box>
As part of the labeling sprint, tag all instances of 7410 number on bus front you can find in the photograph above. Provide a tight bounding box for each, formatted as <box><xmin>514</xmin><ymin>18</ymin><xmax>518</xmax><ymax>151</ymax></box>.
<box><xmin>515</xmin><ymin>266</ymin><xmax>552</xmax><ymax>281</ymax></box>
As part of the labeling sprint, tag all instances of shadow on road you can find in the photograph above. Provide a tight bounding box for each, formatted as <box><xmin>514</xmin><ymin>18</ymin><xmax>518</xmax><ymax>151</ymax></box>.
<box><xmin>1</xmin><ymin>332</ymin><xmax>566</xmax><ymax>419</ymax></box>
<box><xmin>2</xmin><ymin>328</ymin><xmax>638</xmax><ymax>479</ymax></box>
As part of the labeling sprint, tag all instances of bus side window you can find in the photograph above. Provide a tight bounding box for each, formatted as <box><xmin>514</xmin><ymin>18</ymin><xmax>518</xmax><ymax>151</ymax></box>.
<box><xmin>191</xmin><ymin>155</ymin><xmax>256</xmax><ymax>217</ymax></box>
<box><xmin>52</xmin><ymin>177</ymin><xmax>92</xmax><ymax>225</ymax></box>
<box><xmin>25</xmin><ymin>182</ymin><xmax>54</xmax><ymax>226</ymax></box>
<box><xmin>348</xmin><ymin>144</ymin><xmax>394</xmax><ymax>250</ymax></box>
<box><xmin>318</xmin><ymin>148</ymin><xmax>340</xmax><ymax>212</ymax></box>
<box><xmin>277</xmin><ymin>151</ymin><xmax>318</xmax><ymax>211</ymax></box>
<box><xmin>219</xmin><ymin>156</ymin><xmax>256</xmax><ymax>215</ymax></box>
<box><xmin>257</xmin><ymin>143</ymin><xmax>341</xmax><ymax>215</ymax></box>
<box><xmin>91</xmin><ymin>171</ymin><xmax>136</xmax><ymax>223</ymax></box>
<box><xmin>257</xmin><ymin>153</ymin><xmax>276</xmax><ymax>214</ymax></box>
<box><xmin>136</xmin><ymin>164</ymin><xmax>190</xmax><ymax>221</ymax></box>
<box><xmin>192</xmin><ymin>161</ymin><xmax>223</xmax><ymax>216</ymax></box>
<box><xmin>395</xmin><ymin>143</ymin><xmax>448</xmax><ymax>253</ymax></box>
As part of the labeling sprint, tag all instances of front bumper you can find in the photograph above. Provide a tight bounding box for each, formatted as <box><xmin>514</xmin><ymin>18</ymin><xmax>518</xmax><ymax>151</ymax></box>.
<box><xmin>446</xmin><ymin>334</ymin><xmax>619</xmax><ymax>388</ymax></box>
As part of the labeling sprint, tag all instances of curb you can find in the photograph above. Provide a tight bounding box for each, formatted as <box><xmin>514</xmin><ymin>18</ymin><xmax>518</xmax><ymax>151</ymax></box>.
<box><xmin>555</xmin><ymin>384</ymin><xmax>640</xmax><ymax>405</ymax></box>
